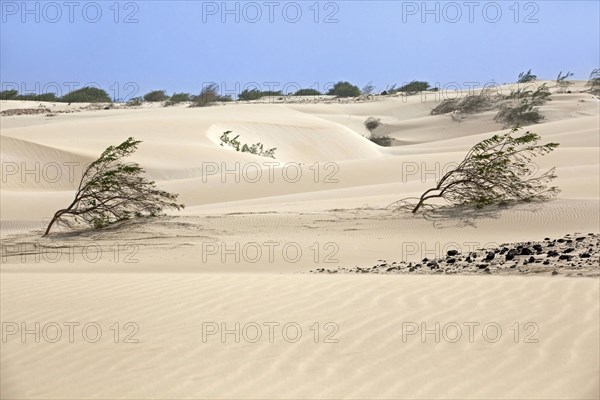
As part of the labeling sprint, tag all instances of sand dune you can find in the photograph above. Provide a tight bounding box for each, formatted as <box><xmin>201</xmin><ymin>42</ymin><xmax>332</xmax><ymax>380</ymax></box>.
<box><xmin>1</xmin><ymin>82</ymin><xmax>599</xmax><ymax>399</ymax></box>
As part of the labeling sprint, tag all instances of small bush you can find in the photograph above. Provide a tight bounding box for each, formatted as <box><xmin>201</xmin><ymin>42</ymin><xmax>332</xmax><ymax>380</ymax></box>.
<box><xmin>556</xmin><ymin>71</ymin><xmax>574</xmax><ymax>93</ymax></box>
<box><xmin>517</xmin><ymin>69</ymin><xmax>537</xmax><ymax>83</ymax></box>
<box><xmin>238</xmin><ymin>89</ymin><xmax>283</xmax><ymax>101</ymax></box>
<box><xmin>431</xmin><ymin>93</ymin><xmax>497</xmax><ymax>116</ymax></box>
<box><xmin>494</xmin><ymin>100</ymin><xmax>544</xmax><ymax>127</ymax></box>
<box><xmin>327</xmin><ymin>81</ymin><xmax>361</xmax><ymax>98</ymax></box>
<box><xmin>396</xmin><ymin>80</ymin><xmax>430</xmax><ymax>94</ymax></box>
<box><xmin>127</xmin><ymin>97</ymin><xmax>143</xmax><ymax>106</ymax></box>
<box><xmin>0</xmin><ymin>90</ymin><xmax>19</xmax><ymax>100</ymax></box>
<box><xmin>369</xmin><ymin>135</ymin><xmax>393</xmax><ymax>147</ymax></box>
<box><xmin>364</xmin><ymin>117</ymin><xmax>381</xmax><ymax>132</ymax></box>
<box><xmin>169</xmin><ymin>92</ymin><xmax>191</xmax><ymax>103</ymax></box>
<box><xmin>361</xmin><ymin>82</ymin><xmax>376</xmax><ymax>96</ymax></box>
<box><xmin>62</xmin><ymin>87</ymin><xmax>112</xmax><ymax>103</ymax></box>
<box><xmin>293</xmin><ymin>88</ymin><xmax>321</xmax><ymax>96</ymax></box>
<box><xmin>143</xmin><ymin>90</ymin><xmax>169</xmax><ymax>102</ymax></box>
<box><xmin>191</xmin><ymin>84</ymin><xmax>232</xmax><ymax>107</ymax></box>
<box><xmin>220</xmin><ymin>131</ymin><xmax>277</xmax><ymax>159</ymax></box>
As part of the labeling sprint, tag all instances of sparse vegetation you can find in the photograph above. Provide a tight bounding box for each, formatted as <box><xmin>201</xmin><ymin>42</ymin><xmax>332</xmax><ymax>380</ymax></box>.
<box><xmin>361</xmin><ymin>82</ymin><xmax>376</xmax><ymax>96</ymax></box>
<box><xmin>431</xmin><ymin>92</ymin><xmax>497</xmax><ymax>115</ymax></box>
<box><xmin>127</xmin><ymin>97</ymin><xmax>143</xmax><ymax>106</ymax></box>
<box><xmin>220</xmin><ymin>131</ymin><xmax>277</xmax><ymax>159</ymax></box>
<box><xmin>327</xmin><ymin>81</ymin><xmax>361</xmax><ymax>98</ymax></box>
<box><xmin>556</xmin><ymin>71</ymin><xmax>574</xmax><ymax>93</ymax></box>
<box><xmin>364</xmin><ymin>117</ymin><xmax>392</xmax><ymax>146</ymax></box>
<box><xmin>43</xmin><ymin>137</ymin><xmax>184</xmax><ymax>236</ymax></box>
<box><xmin>169</xmin><ymin>92</ymin><xmax>191</xmax><ymax>103</ymax></box>
<box><xmin>585</xmin><ymin>68</ymin><xmax>600</xmax><ymax>95</ymax></box>
<box><xmin>391</xmin><ymin>128</ymin><xmax>560</xmax><ymax>213</ymax></box>
<box><xmin>517</xmin><ymin>69</ymin><xmax>537</xmax><ymax>83</ymax></box>
<box><xmin>143</xmin><ymin>90</ymin><xmax>169</xmax><ymax>102</ymax></box>
<box><xmin>494</xmin><ymin>84</ymin><xmax>550</xmax><ymax>127</ymax></box>
<box><xmin>191</xmin><ymin>84</ymin><xmax>232</xmax><ymax>107</ymax></box>
<box><xmin>369</xmin><ymin>136</ymin><xmax>394</xmax><ymax>147</ymax></box>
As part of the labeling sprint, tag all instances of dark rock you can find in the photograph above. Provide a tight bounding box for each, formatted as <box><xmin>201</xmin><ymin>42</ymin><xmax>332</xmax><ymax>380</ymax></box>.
<box><xmin>528</xmin><ymin>256</ymin><xmax>536</xmax><ymax>263</ymax></box>
<box><xmin>576</xmin><ymin>237</ymin><xmax>586</xmax><ymax>241</ymax></box>
<box><xmin>485</xmin><ymin>251</ymin><xmax>495</xmax><ymax>261</ymax></box>
<box><xmin>557</xmin><ymin>239</ymin><xmax>566</xmax><ymax>243</ymax></box>
<box><xmin>505</xmin><ymin>249</ymin><xmax>519</xmax><ymax>261</ymax></box>
<box><xmin>520</xmin><ymin>247</ymin><xmax>533</xmax><ymax>255</ymax></box>
<box><xmin>552</xmin><ymin>271</ymin><xmax>559</xmax><ymax>275</ymax></box>
<box><xmin>477</xmin><ymin>264</ymin><xmax>488</xmax><ymax>269</ymax></box>
<box><xmin>563</xmin><ymin>248</ymin><xmax>575</xmax><ymax>253</ymax></box>
<box><xmin>447</xmin><ymin>250</ymin><xmax>459</xmax><ymax>257</ymax></box>
<box><xmin>580</xmin><ymin>253</ymin><xmax>591</xmax><ymax>258</ymax></box>
<box><xmin>547</xmin><ymin>250</ymin><xmax>560</xmax><ymax>257</ymax></box>
<box><xmin>533</xmin><ymin>244</ymin><xmax>543</xmax><ymax>252</ymax></box>
<box><xmin>543</xmin><ymin>260</ymin><xmax>550</xmax><ymax>265</ymax></box>
<box><xmin>559</xmin><ymin>255</ymin><xmax>572</xmax><ymax>261</ymax></box>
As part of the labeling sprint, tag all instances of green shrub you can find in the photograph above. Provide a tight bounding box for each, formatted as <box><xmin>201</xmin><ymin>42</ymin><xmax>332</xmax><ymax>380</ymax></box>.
<box><xmin>61</xmin><ymin>87</ymin><xmax>112</xmax><ymax>103</ymax></box>
<box><xmin>238</xmin><ymin>89</ymin><xmax>283</xmax><ymax>101</ymax></box>
<box><xmin>556</xmin><ymin>71</ymin><xmax>574</xmax><ymax>92</ymax></box>
<box><xmin>431</xmin><ymin>94</ymin><xmax>497</xmax><ymax>115</ymax></box>
<box><xmin>220</xmin><ymin>131</ymin><xmax>276</xmax><ymax>159</ymax></box>
<box><xmin>327</xmin><ymin>81</ymin><xmax>361</xmax><ymax>98</ymax></box>
<box><xmin>143</xmin><ymin>90</ymin><xmax>169</xmax><ymax>102</ymax></box>
<box><xmin>0</xmin><ymin>90</ymin><xmax>18</xmax><ymax>100</ymax></box>
<box><xmin>293</xmin><ymin>88</ymin><xmax>321</xmax><ymax>96</ymax></box>
<box><xmin>169</xmin><ymin>92</ymin><xmax>191</xmax><ymax>103</ymax></box>
<box><xmin>396</xmin><ymin>80</ymin><xmax>430</xmax><ymax>94</ymax></box>
<box><xmin>127</xmin><ymin>97</ymin><xmax>143</xmax><ymax>106</ymax></box>
<box><xmin>494</xmin><ymin>100</ymin><xmax>544</xmax><ymax>127</ymax></box>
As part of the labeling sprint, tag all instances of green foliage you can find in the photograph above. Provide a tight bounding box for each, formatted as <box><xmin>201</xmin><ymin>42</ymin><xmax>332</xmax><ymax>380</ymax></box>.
<box><xmin>327</xmin><ymin>81</ymin><xmax>361</xmax><ymax>98</ymax></box>
<box><xmin>220</xmin><ymin>131</ymin><xmax>276</xmax><ymax>159</ymax></box>
<box><xmin>143</xmin><ymin>90</ymin><xmax>169</xmax><ymax>102</ymax></box>
<box><xmin>0</xmin><ymin>90</ymin><xmax>19</xmax><ymax>100</ymax></box>
<box><xmin>586</xmin><ymin>68</ymin><xmax>600</xmax><ymax>96</ymax></box>
<box><xmin>62</xmin><ymin>87</ymin><xmax>112</xmax><ymax>103</ymax></box>
<box><xmin>517</xmin><ymin>69</ymin><xmax>537</xmax><ymax>83</ymax></box>
<box><xmin>238</xmin><ymin>89</ymin><xmax>283</xmax><ymax>101</ymax></box>
<box><xmin>43</xmin><ymin>137</ymin><xmax>184</xmax><ymax>235</ymax></box>
<box><xmin>495</xmin><ymin>84</ymin><xmax>550</xmax><ymax>127</ymax></box>
<box><xmin>392</xmin><ymin>128</ymin><xmax>560</xmax><ymax>213</ymax></box>
<box><xmin>396</xmin><ymin>80</ymin><xmax>430</xmax><ymax>94</ymax></box>
<box><xmin>169</xmin><ymin>92</ymin><xmax>191</xmax><ymax>103</ymax></box>
<box><xmin>293</xmin><ymin>88</ymin><xmax>321</xmax><ymax>96</ymax></box>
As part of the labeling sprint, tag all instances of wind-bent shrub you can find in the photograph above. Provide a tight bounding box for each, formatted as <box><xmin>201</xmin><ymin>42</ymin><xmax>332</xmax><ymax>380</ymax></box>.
<box><xmin>61</xmin><ymin>87</ymin><xmax>112</xmax><ymax>103</ymax></box>
<box><xmin>327</xmin><ymin>81</ymin><xmax>361</xmax><ymax>98</ymax></box>
<box><xmin>127</xmin><ymin>97</ymin><xmax>143</xmax><ymax>106</ymax></box>
<box><xmin>391</xmin><ymin>128</ymin><xmax>560</xmax><ymax>213</ymax></box>
<box><xmin>369</xmin><ymin>136</ymin><xmax>393</xmax><ymax>147</ymax></box>
<box><xmin>556</xmin><ymin>71</ymin><xmax>574</xmax><ymax>92</ymax></box>
<box><xmin>585</xmin><ymin>68</ymin><xmax>600</xmax><ymax>95</ymax></box>
<box><xmin>43</xmin><ymin>138</ymin><xmax>184</xmax><ymax>236</ymax></box>
<box><xmin>494</xmin><ymin>100</ymin><xmax>544</xmax><ymax>127</ymax></box>
<box><xmin>361</xmin><ymin>82</ymin><xmax>376</xmax><ymax>95</ymax></box>
<box><xmin>143</xmin><ymin>90</ymin><xmax>169</xmax><ymax>102</ymax></box>
<box><xmin>293</xmin><ymin>88</ymin><xmax>321</xmax><ymax>96</ymax></box>
<box><xmin>220</xmin><ymin>131</ymin><xmax>276</xmax><ymax>159</ymax></box>
<box><xmin>517</xmin><ymin>69</ymin><xmax>537</xmax><ymax>83</ymax></box>
<box><xmin>431</xmin><ymin>93</ymin><xmax>497</xmax><ymax>115</ymax></box>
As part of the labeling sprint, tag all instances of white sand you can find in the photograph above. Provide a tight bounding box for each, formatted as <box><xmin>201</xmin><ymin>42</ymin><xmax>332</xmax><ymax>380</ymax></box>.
<box><xmin>1</xmin><ymin>82</ymin><xmax>599</xmax><ymax>399</ymax></box>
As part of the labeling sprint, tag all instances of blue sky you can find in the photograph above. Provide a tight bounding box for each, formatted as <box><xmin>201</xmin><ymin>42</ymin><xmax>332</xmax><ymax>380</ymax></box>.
<box><xmin>1</xmin><ymin>1</ymin><xmax>599</xmax><ymax>100</ymax></box>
